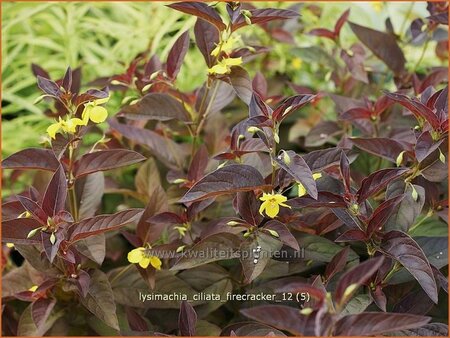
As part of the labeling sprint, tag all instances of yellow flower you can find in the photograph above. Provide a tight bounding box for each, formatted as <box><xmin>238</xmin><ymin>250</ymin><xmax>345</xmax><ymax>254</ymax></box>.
<box><xmin>208</xmin><ymin>57</ymin><xmax>243</xmax><ymax>75</ymax></box>
<box><xmin>127</xmin><ymin>247</ymin><xmax>162</xmax><ymax>270</ymax></box>
<box><xmin>47</xmin><ymin>117</ymin><xmax>85</xmax><ymax>139</ymax></box>
<box><xmin>371</xmin><ymin>2</ymin><xmax>384</xmax><ymax>12</ymax></box>
<box><xmin>298</xmin><ymin>173</ymin><xmax>322</xmax><ymax>197</ymax></box>
<box><xmin>211</xmin><ymin>35</ymin><xmax>241</xmax><ymax>57</ymax></box>
<box><xmin>28</xmin><ymin>285</ymin><xmax>38</xmax><ymax>292</ymax></box>
<box><xmin>82</xmin><ymin>95</ymin><xmax>110</xmax><ymax>125</ymax></box>
<box><xmin>6</xmin><ymin>243</ymin><xmax>14</xmax><ymax>248</ymax></box>
<box><xmin>292</xmin><ymin>57</ymin><xmax>303</xmax><ymax>70</ymax></box>
<box><xmin>259</xmin><ymin>192</ymin><xmax>291</xmax><ymax>218</ymax></box>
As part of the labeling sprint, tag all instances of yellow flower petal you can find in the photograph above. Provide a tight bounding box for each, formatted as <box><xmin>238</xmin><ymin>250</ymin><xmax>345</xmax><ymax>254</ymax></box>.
<box><xmin>265</xmin><ymin>202</ymin><xmax>280</xmax><ymax>218</ymax></box>
<box><xmin>208</xmin><ymin>64</ymin><xmax>228</xmax><ymax>75</ymax></box>
<box><xmin>47</xmin><ymin>122</ymin><xmax>61</xmax><ymax>139</ymax></box>
<box><xmin>273</xmin><ymin>194</ymin><xmax>288</xmax><ymax>203</ymax></box>
<box><xmin>313</xmin><ymin>173</ymin><xmax>322</xmax><ymax>180</ymax></box>
<box><xmin>298</xmin><ymin>183</ymin><xmax>307</xmax><ymax>197</ymax></box>
<box><xmin>278</xmin><ymin>202</ymin><xmax>291</xmax><ymax>208</ymax></box>
<box><xmin>211</xmin><ymin>44</ymin><xmax>221</xmax><ymax>57</ymax></box>
<box><xmin>81</xmin><ymin>105</ymin><xmax>92</xmax><ymax>125</ymax></box>
<box><xmin>127</xmin><ymin>247</ymin><xmax>145</xmax><ymax>264</ymax></box>
<box><xmin>65</xmin><ymin>118</ymin><xmax>84</xmax><ymax>133</ymax></box>
<box><xmin>223</xmin><ymin>57</ymin><xmax>242</xmax><ymax>66</ymax></box>
<box><xmin>292</xmin><ymin>57</ymin><xmax>303</xmax><ymax>70</ymax></box>
<box><xmin>93</xmin><ymin>95</ymin><xmax>110</xmax><ymax>106</ymax></box>
<box><xmin>259</xmin><ymin>200</ymin><xmax>268</xmax><ymax>215</ymax></box>
<box><xmin>150</xmin><ymin>256</ymin><xmax>162</xmax><ymax>270</ymax></box>
<box><xmin>259</xmin><ymin>192</ymin><xmax>271</xmax><ymax>202</ymax></box>
<box><xmin>89</xmin><ymin>106</ymin><xmax>108</xmax><ymax>123</ymax></box>
<box><xmin>139</xmin><ymin>257</ymin><xmax>151</xmax><ymax>269</ymax></box>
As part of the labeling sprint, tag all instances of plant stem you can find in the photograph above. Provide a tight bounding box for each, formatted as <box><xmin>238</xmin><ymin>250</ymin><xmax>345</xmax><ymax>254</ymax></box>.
<box><xmin>110</xmin><ymin>264</ymin><xmax>134</xmax><ymax>284</ymax></box>
<box><xmin>382</xmin><ymin>261</ymin><xmax>401</xmax><ymax>284</ymax></box>
<box><xmin>408</xmin><ymin>209</ymin><xmax>433</xmax><ymax>233</ymax></box>
<box><xmin>399</xmin><ymin>2</ymin><xmax>414</xmax><ymax>38</ymax></box>
<box><xmin>191</xmin><ymin>81</ymin><xmax>220</xmax><ymax>158</ymax></box>
<box><xmin>412</xmin><ymin>37</ymin><xmax>430</xmax><ymax>73</ymax></box>
<box><xmin>67</xmin><ymin>143</ymin><xmax>79</xmax><ymax>221</ymax></box>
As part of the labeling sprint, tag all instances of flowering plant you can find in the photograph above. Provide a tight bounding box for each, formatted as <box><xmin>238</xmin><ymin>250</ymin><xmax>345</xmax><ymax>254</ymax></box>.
<box><xmin>2</xmin><ymin>1</ymin><xmax>448</xmax><ymax>336</ymax></box>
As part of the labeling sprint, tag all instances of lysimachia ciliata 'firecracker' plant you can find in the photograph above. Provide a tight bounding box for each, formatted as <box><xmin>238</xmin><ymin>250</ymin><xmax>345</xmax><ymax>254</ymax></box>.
<box><xmin>1</xmin><ymin>1</ymin><xmax>449</xmax><ymax>336</ymax></box>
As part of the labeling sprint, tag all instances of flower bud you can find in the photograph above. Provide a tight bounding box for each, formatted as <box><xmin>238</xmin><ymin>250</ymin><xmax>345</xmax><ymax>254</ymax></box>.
<box><xmin>49</xmin><ymin>232</ymin><xmax>56</xmax><ymax>245</ymax></box>
<box><xmin>411</xmin><ymin>184</ymin><xmax>418</xmax><ymax>202</ymax></box>
<box><xmin>299</xmin><ymin>308</ymin><xmax>313</xmax><ymax>315</ymax></box>
<box><xmin>439</xmin><ymin>150</ymin><xmax>445</xmax><ymax>163</ymax></box>
<box><xmin>227</xmin><ymin>221</ymin><xmax>239</xmax><ymax>226</ymax></box>
<box><xmin>267</xmin><ymin>229</ymin><xmax>279</xmax><ymax>238</ymax></box>
<box><xmin>282</xmin><ymin>150</ymin><xmax>291</xmax><ymax>165</ymax></box>
<box><xmin>27</xmin><ymin>228</ymin><xmax>40</xmax><ymax>239</ymax></box>
<box><xmin>247</xmin><ymin>126</ymin><xmax>261</xmax><ymax>133</ymax></box>
<box><xmin>396</xmin><ymin>151</ymin><xmax>405</xmax><ymax>167</ymax></box>
<box><xmin>274</xmin><ymin>132</ymin><xmax>280</xmax><ymax>144</ymax></box>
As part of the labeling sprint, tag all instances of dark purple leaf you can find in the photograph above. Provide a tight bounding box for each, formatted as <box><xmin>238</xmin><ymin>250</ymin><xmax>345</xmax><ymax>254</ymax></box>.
<box><xmin>249</xmin><ymin>92</ymin><xmax>272</xmax><ymax>118</ymax></box>
<box><xmin>31</xmin><ymin>298</ymin><xmax>56</xmax><ymax>331</ymax></box>
<box><xmin>356</xmin><ymin>168</ymin><xmax>408</xmax><ymax>203</ymax></box>
<box><xmin>167</xmin><ymin>2</ymin><xmax>226</xmax><ymax>30</ymax></box>
<box><xmin>37</xmin><ymin>76</ymin><xmax>60</xmax><ymax>97</ymax></box>
<box><xmin>385</xmin><ymin>182</ymin><xmax>425</xmax><ymax>232</ymax></box>
<box><xmin>41</xmin><ymin>230</ymin><xmax>64</xmax><ymax>263</ymax></box>
<box><xmin>2</xmin><ymin>218</ymin><xmax>42</xmax><ymax>244</ymax></box>
<box><xmin>385</xmin><ymin>92</ymin><xmax>441</xmax><ymax>130</ymax></box>
<box><xmin>236</xmin><ymin>191</ymin><xmax>263</xmax><ymax>226</ymax></box>
<box><xmin>187</xmin><ymin>144</ymin><xmax>208</xmax><ymax>182</ymax></box>
<box><xmin>241</xmin><ymin>305</ymin><xmax>321</xmax><ymax>336</ymax></box>
<box><xmin>275</xmin><ymin>150</ymin><xmax>317</xmax><ymax>199</ymax></box>
<box><xmin>303</xmin><ymin>147</ymin><xmax>344</xmax><ymax>172</ymax></box>
<box><xmin>334</xmin><ymin>312</ymin><xmax>430</xmax><ymax>335</ymax></box>
<box><xmin>394</xmin><ymin>323</ymin><xmax>449</xmax><ymax>336</ymax></box>
<box><xmin>233</xmin><ymin>8</ymin><xmax>299</xmax><ymax>31</ymax></box>
<box><xmin>334</xmin><ymin>256</ymin><xmax>384</xmax><ymax>304</ymax></box>
<box><xmin>339</xmin><ymin>152</ymin><xmax>351</xmax><ymax>193</ymax></box>
<box><xmin>287</xmin><ymin>192</ymin><xmax>346</xmax><ymax>208</ymax></box>
<box><xmin>117</xmin><ymin>93</ymin><xmax>190</xmax><ymax>122</ymax></box>
<box><xmin>415</xmin><ymin>131</ymin><xmax>445</xmax><ymax>162</ymax></box>
<box><xmin>325</xmin><ymin>246</ymin><xmax>350</xmax><ymax>282</ymax></box>
<box><xmin>42</xmin><ymin>166</ymin><xmax>67</xmax><ymax>217</ymax></box>
<box><xmin>309</xmin><ymin>28</ymin><xmax>336</xmax><ymax>40</ymax></box>
<box><xmin>109</xmin><ymin>118</ymin><xmax>186</xmax><ymax>169</ymax></box>
<box><xmin>31</xmin><ymin>64</ymin><xmax>50</xmax><ymax>79</ymax></box>
<box><xmin>334</xmin><ymin>9</ymin><xmax>350</xmax><ymax>35</ymax></box>
<box><xmin>228</xmin><ymin>66</ymin><xmax>252</xmax><ymax>105</ymax></box>
<box><xmin>262</xmin><ymin>220</ymin><xmax>299</xmax><ymax>250</ymax></box>
<box><xmin>194</xmin><ymin>18</ymin><xmax>219</xmax><ymax>67</ymax></box>
<box><xmin>126</xmin><ymin>307</ymin><xmax>149</xmax><ymax>332</ymax></box>
<box><xmin>272</xmin><ymin>94</ymin><xmax>316</xmax><ymax>122</ymax></box>
<box><xmin>167</xmin><ymin>31</ymin><xmax>190</xmax><ymax>79</ymax></box>
<box><xmin>61</xmin><ymin>67</ymin><xmax>72</xmax><ymax>91</ymax></box>
<box><xmin>171</xmin><ymin>233</ymin><xmax>241</xmax><ymax>270</ymax></box>
<box><xmin>74</xmin><ymin>149</ymin><xmax>145</xmax><ymax>178</ymax></box>
<box><xmin>349</xmin><ymin>22</ymin><xmax>406</xmax><ymax>75</ymax></box>
<box><xmin>240</xmin><ymin>233</ymin><xmax>282</xmax><ymax>283</ymax></box>
<box><xmin>179</xmin><ymin>164</ymin><xmax>269</xmax><ymax>203</ymax></box>
<box><xmin>380</xmin><ymin>230</ymin><xmax>438</xmax><ymax>303</ymax></box>
<box><xmin>351</xmin><ymin>137</ymin><xmax>406</xmax><ymax>163</ymax></box>
<box><xmin>366</xmin><ymin>195</ymin><xmax>404</xmax><ymax>237</ymax></box>
<box><xmin>178</xmin><ymin>300</ymin><xmax>197</xmax><ymax>336</ymax></box>
<box><xmin>69</xmin><ymin>209</ymin><xmax>143</xmax><ymax>242</ymax></box>
<box><xmin>335</xmin><ymin>229</ymin><xmax>367</xmax><ymax>242</ymax></box>
<box><xmin>2</xmin><ymin>148</ymin><xmax>59</xmax><ymax>171</ymax></box>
